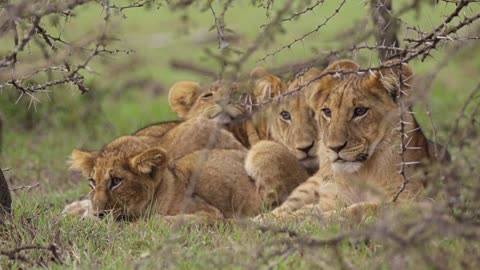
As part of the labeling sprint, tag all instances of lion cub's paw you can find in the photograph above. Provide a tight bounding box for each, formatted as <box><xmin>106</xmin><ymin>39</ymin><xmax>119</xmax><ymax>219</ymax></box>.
<box><xmin>252</xmin><ymin>211</ymin><xmax>288</xmax><ymax>225</ymax></box>
<box><xmin>61</xmin><ymin>199</ymin><xmax>94</xmax><ymax>219</ymax></box>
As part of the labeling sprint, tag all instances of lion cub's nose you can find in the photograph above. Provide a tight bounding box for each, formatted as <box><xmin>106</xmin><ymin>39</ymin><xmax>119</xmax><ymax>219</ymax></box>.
<box><xmin>95</xmin><ymin>210</ymin><xmax>108</xmax><ymax>219</ymax></box>
<box><xmin>297</xmin><ymin>141</ymin><xmax>315</xmax><ymax>154</ymax></box>
<box><xmin>329</xmin><ymin>141</ymin><xmax>347</xmax><ymax>153</ymax></box>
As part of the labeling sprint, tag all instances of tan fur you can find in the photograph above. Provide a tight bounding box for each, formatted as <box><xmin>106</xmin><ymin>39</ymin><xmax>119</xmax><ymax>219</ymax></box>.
<box><xmin>63</xmin><ymin>118</ymin><xmax>247</xmax><ymax>218</ymax></box>
<box><xmin>134</xmin><ymin>117</ymin><xmax>246</xmax><ymax>160</ymax></box>
<box><xmin>167</xmin><ymin>69</ymin><xmax>319</xmax><ymax>208</ymax></box>
<box><xmin>245</xmin><ymin>141</ymin><xmax>310</xmax><ymax>208</ymax></box>
<box><xmin>269</xmin><ymin>59</ymin><xmax>447</xmax><ymax>218</ymax></box>
<box><xmin>168</xmin><ymin>69</ymin><xmax>318</xmax><ymax>167</ymax></box>
<box><xmin>168</xmin><ymin>80</ymin><xmax>245</xmax><ymax>126</ymax></box>
<box><xmin>67</xmin><ymin>134</ymin><xmax>261</xmax><ymax>219</ymax></box>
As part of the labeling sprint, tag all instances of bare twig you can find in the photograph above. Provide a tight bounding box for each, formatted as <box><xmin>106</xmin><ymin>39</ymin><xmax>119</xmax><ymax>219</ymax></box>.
<box><xmin>170</xmin><ymin>59</ymin><xmax>217</xmax><ymax>78</ymax></box>
<box><xmin>10</xmin><ymin>182</ymin><xmax>40</xmax><ymax>192</ymax></box>
<box><xmin>441</xmin><ymin>83</ymin><xmax>480</xmax><ymax>160</ymax></box>
<box><xmin>0</xmin><ymin>244</ymin><xmax>63</xmax><ymax>265</ymax></box>
<box><xmin>260</xmin><ymin>0</ymin><xmax>325</xmax><ymax>28</ymax></box>
<box><xmin>210</xmin><ymin>0</ymin><xmax>234</xmax><ymax>50</ymax></box>
<box><xmin>232</xmin><ymin>0</ymin><xmax>294</xmax><ymax>75</ymax></box>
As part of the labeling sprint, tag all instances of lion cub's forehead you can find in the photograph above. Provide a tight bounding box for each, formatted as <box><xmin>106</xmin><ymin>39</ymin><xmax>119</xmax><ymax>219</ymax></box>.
<box><xmin>281</xmin><ymin>92</ymin><xmax>306</xmax><ymax>112</ymax></box>
<box><xmin>92</xmin><ymin>150</ymin><xmax>129</xmax><ymax>179</ymax></box>
<box><xmin>92</xmin><ymin>136</ymin><xmax>148</xmax><ymax>177</ymax></box>
<box><xmin>326</xmin><ymin>76</ymin><xmax>383</xmax><ymax>107</ymax></box>
<box><xmin>207</xmin><ymin>81</ymin><xmax>240</xmax><ymax>95</ymax></box>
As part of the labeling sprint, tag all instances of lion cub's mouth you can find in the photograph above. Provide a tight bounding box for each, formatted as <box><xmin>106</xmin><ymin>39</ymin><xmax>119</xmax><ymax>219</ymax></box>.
<box><xmin>300</xmin><ymin>155</ymin><xmax>317</xmax><ymax>161</ymax></box>
<box><xmin>334</xmin><ymin>153</ymin><xmax>368</xmax><ymax>163</ymax></box>
<box><xmin>214</xmin><ymin>113</ymin><xmax>233</xmax><ymax>125</ymax></box>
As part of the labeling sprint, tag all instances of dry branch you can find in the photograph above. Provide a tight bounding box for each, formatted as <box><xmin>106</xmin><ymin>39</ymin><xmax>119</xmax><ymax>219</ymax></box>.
<box><xmin>0</xmin><ymin>243</ymin><xmax>63</xmax><ymax>265</ymax></box>
<box><xmin>170</xmin><ymin>59</ymin><xmax>218</xmax><ymax>78</ymax></box>
<box><xmin>10</xmin><ymin>182</ymin><xmax>40</xmax><ymax>192</ymax></box>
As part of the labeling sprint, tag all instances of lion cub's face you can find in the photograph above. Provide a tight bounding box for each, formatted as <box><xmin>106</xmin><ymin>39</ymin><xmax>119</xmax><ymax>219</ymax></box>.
<box><xmin>269</xmin><ymin>93</ymin><xmax>318</xmax><ymax>171</ymax></box>
<box><xmin>169</xmin><ymin>81</ymin><xmax>245</xmax><ymax>125</ymax></box>
<box><xmin>69</xmin><ymin>136</ymin><xmax>167</xmax><ymax>219</ymax></box>
<box><xmin>250</xmin><ymin>67</ymin><xmax>319</xmax><ymax>172</ymax></box>
<box><xmin>307</xmin><ymin>60</ymin><xmax>412</xmax><ymax>174</ymax></box>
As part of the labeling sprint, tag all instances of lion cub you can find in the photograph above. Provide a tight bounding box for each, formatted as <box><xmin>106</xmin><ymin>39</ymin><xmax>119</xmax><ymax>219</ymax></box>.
<box><xmin>62</xmin><ymin>117</ymin><xmax>248</xmax><ymax>218</ymax></box>
<box><xmin>266</xmin><ymin>59</ymin><xmax>448</xmax><ymax>219</ymax></box>
<box><xmin>68</xmin><ymin>134</ymin><xmax>261</xmax><ymax>220</ymax></box>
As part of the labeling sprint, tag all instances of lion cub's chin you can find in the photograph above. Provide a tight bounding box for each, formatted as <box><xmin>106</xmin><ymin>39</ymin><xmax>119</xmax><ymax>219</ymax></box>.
<box><xmin>300</xmin><ymin>158</ymin><xmax>319</xmax><ymax>172</ymax></box>
<box><xmin>331</xmin><ymin>161</ymin><xmax>363</xmax><ymax>174</ymax></box>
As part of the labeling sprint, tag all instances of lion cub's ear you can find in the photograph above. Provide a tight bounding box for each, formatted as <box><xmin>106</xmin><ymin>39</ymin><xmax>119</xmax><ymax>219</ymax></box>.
<box><xmin>302</xmin><ymin>68</ymin><xmax>322</xmax><ymax>109</ymax></box>
<box><xmin>367</xmin><ymin>59</ymin><xmax>413</xmax><ymax>100</ymax></box>
<box><xmin>325</xmin><ymin>59</ymin><xmax>360</xmax><ymax>72</ymax></box>
<box><xmin>129</xmin><ymin>148</ymin><xmax>167</xmax><ymax>175</ymax></box>
<box><xmin>249</xmin><ymin>67</ymin><xmax>284</xmax><ymax>104</ymax></box>
<box><xmin>303</xmin><ymin>67</ymin><xmax>322</xmax><ymax>80</ymax></box>
<box><xmin>319</xmin><ymin>59</ymin><xmax>360</xmax><ymax>88</ymax></box>
<box><xmin>168</xmin><ymin>81</ymin><xmax>201</xmax><ymax>119</ymax></box>
<box><xmin>69</xmin><ymin>148</ymin><xmax>98</xmax><ymax>177</ymax></box>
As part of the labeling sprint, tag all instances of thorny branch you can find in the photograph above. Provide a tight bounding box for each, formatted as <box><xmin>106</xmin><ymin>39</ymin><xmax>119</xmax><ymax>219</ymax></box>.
<box><xmin>370</xmin><ymin>0</ymin><xmax>400</xmax><ymax>61</ymax></box>
<box><xmin>257</xmin><ymin>0</ymin><xmax>346</xmax><ymax>63</ymax></box>
<box><xmin>229</xmin><ymin>0</ymin><xmax>293</xmax><ymax>76</ymax></box>
<box><xmin>0</xmin><ymin>0</ymin><xmax>134</xmax><ymax>100</ymax></box>
<box><xmin>210</xmin><ymin>0</ymin><xmax>234</xmax><ymax>50</ymax></box>
<box><xmin>392</xmin><ymin>65</ymin><xmax>411</xmax><ymax>203</ymax></box>
<box><xmin>107</xmin><ymin>0</ymin><xmax>168</xmax><ymax>17</ymax></box>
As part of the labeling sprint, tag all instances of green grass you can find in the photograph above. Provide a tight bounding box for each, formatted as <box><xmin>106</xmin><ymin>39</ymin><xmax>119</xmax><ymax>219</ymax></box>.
<box><xmin>2</xmin><ymin>194</ymin><xmax>478</xmax><ymax>269</ymax></box>
<box><xmin>1</xmin><ymin>0</ymin><xmax>479</xmax><ymax>268</ymax></box>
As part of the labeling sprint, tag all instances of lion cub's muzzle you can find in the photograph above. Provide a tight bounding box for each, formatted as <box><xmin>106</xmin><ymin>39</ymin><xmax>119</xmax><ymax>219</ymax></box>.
<box><xmin>327</xmin><ymin>141</ymin><xmax>369</xmax><ymax>161</ymax></box>
<box><xmin>295</xmin><ymin>141</ymin><xmax>318</xmax><ymax>170</ymax></box>
<box><xmin>205</xmin><ymin>104</ymin><xmax>246</xmax><ymax>125</ymax></box>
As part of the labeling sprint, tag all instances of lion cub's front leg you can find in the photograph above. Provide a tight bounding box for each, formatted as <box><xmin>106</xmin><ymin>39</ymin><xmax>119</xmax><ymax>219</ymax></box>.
<box><xmin>245</xmin><ymin>141</ymin><xmax>309</xmax><ymax>209</ymax></box>
<box><xmin>269</xmin><ymin>176</ymin><xmax>339</xmax><ymax>217</ymax></box>
<box><xmin>321</xmin><ymin>202</ymin><xmax>380</xmax><ymax>221</ymax></box>
<box><xmin>181</xmin><ymin>195</ymin><xmax>224</xmax><ymax>218</ymax></box>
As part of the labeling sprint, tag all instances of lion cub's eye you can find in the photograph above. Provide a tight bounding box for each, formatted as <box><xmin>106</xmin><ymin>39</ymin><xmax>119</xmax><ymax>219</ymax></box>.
<box><xmin>353</xmin><ymin>107</ymin><xmax>369</xmax><ymax>118</ymax></box>
<box><xmin>88</xmin><ymin>178</ymin><xmax>96</xmax><ymax>189</ymax></box>
<box><xmin>202</xmin><ymin>93</ymin><xmax>213</xmax><ymax>99</ymax></box>
<box><xmin>321</xmin><ymin>108</ymin><xmax>331</xmax><ymax>118</ymax></box>
<box><xmin>280</xmin><ymin>110</ymin><xmax>291</xmax><ymax>121</ymax></box>
<box><xmin>110</xmin><ymin>177</ymin><xmax>123</xmax><ymax>190</ymax></box>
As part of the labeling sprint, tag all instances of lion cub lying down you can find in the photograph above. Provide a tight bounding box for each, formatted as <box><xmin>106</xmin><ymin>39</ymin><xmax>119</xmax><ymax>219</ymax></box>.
<box><xmin>67</xmin><ymin>133</ymin><xmax>261</xmax><ymax>220</ymax></box>
<box><xmin>168</xmin><ymin>68</ymin><xmax>320</xmax><ymax>206</ymax></box>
